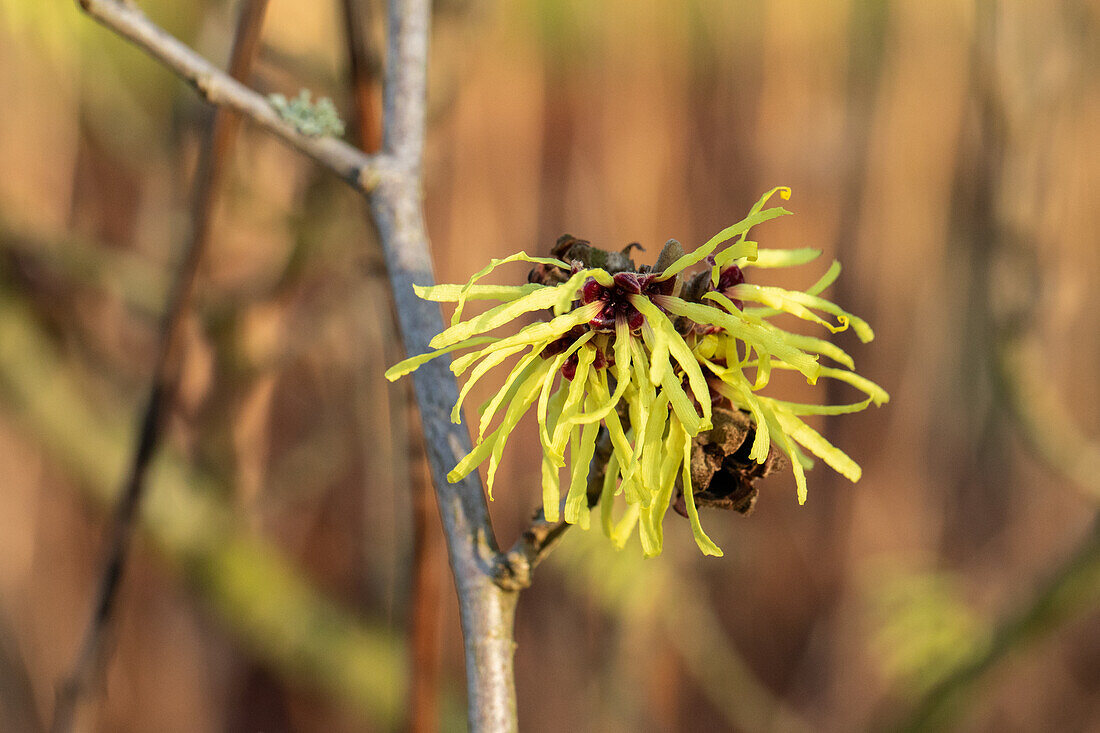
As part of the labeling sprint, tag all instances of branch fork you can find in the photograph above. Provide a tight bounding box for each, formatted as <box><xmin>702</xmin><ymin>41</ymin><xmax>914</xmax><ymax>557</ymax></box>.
<box><xmin>71</xmin><ymin>1</ymin><xmax>524</xmax><ymax>731</ymax></box>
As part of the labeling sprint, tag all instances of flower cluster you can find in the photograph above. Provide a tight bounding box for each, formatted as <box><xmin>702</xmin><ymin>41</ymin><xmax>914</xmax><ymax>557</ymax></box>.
<box><xmin>386</xmin><ymin>188</ymin><xmax>888</xmax><ymax>556</ymax></box>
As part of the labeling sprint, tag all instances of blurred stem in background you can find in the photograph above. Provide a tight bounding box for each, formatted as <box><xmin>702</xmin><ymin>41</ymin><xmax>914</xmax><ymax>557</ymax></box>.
<box><xmin>29</xmin><ymin>0</ymin><xmax>1098</xmax><ymax>729</ymax></box>
<box><xmin>51</xmin><ymin>2</ymin><xmax>272</xmax><ymax>730</ymax></box>
<box><xmin>553</xmin><ymin>533</ymin><xmax>813</xmax><ymax>733</ymax></box>
<box><xmin>894</xmin><ymin>0</ymin><xmax>1100</xmax><ymax>727</ymax></box>
<box><xmin>896</xmin><ymin>516</ymin><xmax>1100</xmax><ymax>731</ymax></box>
<box><xmin>343</xmin><ymin>0</ymin><xmax>384</xmax><ymax>154</ymax></box>
<box><xmin>0</xmin><ymin>598</ymin><xmax>43</xmax><ymax>733</ymax></box>
<box><xmin>996</xmin><ymin>338</ymin><xmax>1100</xmax><ymax>502</ymax></box>
<box><xmin>0</xmin><ymin>288</ymin><xmax>406</xmax><ymax>726</ymax></box>
<box><xmin>71</xmin><ymin>0</ymin><xmax>521</xmax><ymax>728</ymax></box>
<box><xmin>340</xmin><ymin>1</ymin><xmax>446</xmax><ymax>729</ymax></box>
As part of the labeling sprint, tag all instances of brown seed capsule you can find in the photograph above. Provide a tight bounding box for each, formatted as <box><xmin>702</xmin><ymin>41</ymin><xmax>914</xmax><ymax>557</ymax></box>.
<box><xmin>673</xmin><ymin>406</ymin><xmax>787</xmax><ymax>518</ymax></box>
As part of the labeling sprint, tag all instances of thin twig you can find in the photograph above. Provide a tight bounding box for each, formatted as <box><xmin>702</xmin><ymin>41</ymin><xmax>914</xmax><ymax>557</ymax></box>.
<box><xmin>75</xmin><ymin>0</ymin><xmax>389</xmax><ymax>192</ymax></box>
<box><xmin>52</xmin><ymin>3</ymin><xmax>270</xmax><ymax>730</ymax></box>
<box><xmin>76</xmin><ymin>1</ymin><xmax>519</xmax><ymax>729</ymax></box>
<box><xmin>368</xmin><ymin>3</ymin><xmax>519</xmax><ymax>729</ymax></box>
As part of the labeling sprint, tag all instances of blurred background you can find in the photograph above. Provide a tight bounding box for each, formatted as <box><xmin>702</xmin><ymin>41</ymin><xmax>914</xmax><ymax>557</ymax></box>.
<box><xmin>1</xmin><ymin>0</ymin><xmax>1099</xmax><ymax>730</ymax></box>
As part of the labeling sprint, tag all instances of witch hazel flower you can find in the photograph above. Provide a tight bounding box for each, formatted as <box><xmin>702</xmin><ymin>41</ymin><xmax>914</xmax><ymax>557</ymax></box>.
<box><xmin>386</xmin><ymin>187</ymin><xmax>888</xmax><ymax>557</ymax></box>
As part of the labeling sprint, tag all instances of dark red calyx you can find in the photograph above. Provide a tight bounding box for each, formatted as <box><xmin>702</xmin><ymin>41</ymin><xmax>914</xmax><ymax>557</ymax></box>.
<box><xmin>717</xmin><ymin>264</ymin><xmax>745</xmax><ymax>291</ymax></box>
<box><xmin>581</xmin><ymin>273</ymin><xmax>654</xmax><ymax>332</ymax></box>
<box><xmin>644</xmin><ymin>275</ymin><xmax>676</xmax><ymax>297</ymax></box>
<box><xmin>581</xmin><ymin>278</ymin><xmax>605</xmax><ymax>304</ymax></box>
<box><xmin>540</xmin><ymin>326</ymin><xmax>587</xmax><ymax>358</ymax></box>
<box><xmin>714</xmin><ymin>265</ymin><xmax>746</xmax><ymax>310</ymax></box>
<box><xmin>561</xmin><ymin>354</ymin><xmax>578</xmax><ymax>381</ymax></box>
<box><xmin>612</xmin><ymin>272</ymin><xmax>645</xmax><ymax>294</ymax></box>
<box><xmin>561</xmin><ymin>347</ymin><xmax>609</xmax><ymax>381</ymax></box>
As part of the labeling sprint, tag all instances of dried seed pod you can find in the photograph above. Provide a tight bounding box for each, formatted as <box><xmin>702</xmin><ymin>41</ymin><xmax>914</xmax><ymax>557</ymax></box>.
<box><xmin>552</xmin><ymin>234</ymin><xmax>637</xmax><ymax>273</ymax></box>
<box><xmin>674</xmin><ymin>407</ymin><xmax>787</xmax><ymax>518</ymax></box>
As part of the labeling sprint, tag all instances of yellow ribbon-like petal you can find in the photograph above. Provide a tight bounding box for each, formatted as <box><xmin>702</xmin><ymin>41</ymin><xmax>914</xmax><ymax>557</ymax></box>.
<box><xmin>384</xmin><ymin>336</ymin><xmax>496</xmax><ymax>381</ymax></box>
<box><xmin>415</xmin><ymin>282</ymin><xmax>542</xmax><ymax>302</ymax></box>
<box><xmin>450</xmin><ymin>251</ymin><xmax>568</xmax><ymax>326</ymax></box>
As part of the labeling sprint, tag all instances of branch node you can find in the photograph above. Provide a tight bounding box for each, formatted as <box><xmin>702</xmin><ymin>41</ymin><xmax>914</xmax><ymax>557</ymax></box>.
<box><xmin>492</xmin><ymin>551</ymin><xmax>532</xmax><ymax>592</ymax></box>
<box><xmin>193</xmin><ymin>73</ymin><xmax>215</xmax><ymax>99</ymax></box>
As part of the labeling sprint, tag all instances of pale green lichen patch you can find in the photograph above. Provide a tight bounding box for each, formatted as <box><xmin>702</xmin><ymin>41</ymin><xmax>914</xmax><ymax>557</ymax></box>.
<box><xmin>268</xmin><ymin>89</ymin><xmax>345</xmax><ymax>138</ymax></box>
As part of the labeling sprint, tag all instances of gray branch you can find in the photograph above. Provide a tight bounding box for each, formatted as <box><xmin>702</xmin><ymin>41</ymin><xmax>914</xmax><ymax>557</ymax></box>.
<box><xmin>76</xmin><ymin>0</ymin><xmax>388</xmax><ymax>192</ymax></box>
<box><xmin>75</xmin><ymin>0</ymin><xmax>518</xmax><ymax>730</ymax></box>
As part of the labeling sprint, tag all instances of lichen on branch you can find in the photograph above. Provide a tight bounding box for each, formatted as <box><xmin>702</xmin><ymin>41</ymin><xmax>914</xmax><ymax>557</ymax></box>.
<box><xmin>268</xmin><ymin>89</ymin><xmax>346</xmax><ymax>138</ymax></box>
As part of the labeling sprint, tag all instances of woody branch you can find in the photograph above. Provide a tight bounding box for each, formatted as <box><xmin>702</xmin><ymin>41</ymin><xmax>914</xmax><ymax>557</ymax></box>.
<box><xmin>74</xmin><ymin>0</ymin><xmax>519</xmax><ymax>730</ymax></box>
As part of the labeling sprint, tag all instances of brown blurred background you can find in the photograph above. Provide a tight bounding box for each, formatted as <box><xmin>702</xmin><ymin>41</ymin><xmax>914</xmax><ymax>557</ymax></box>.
<box><xmin>1</xmin><ymin>0</ymin><xmax>1099</xmax><ymax>731</ymax></box>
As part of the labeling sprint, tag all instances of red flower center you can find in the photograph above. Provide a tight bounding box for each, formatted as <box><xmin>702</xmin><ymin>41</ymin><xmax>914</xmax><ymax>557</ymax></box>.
<box><xmin>581</xmin><ymin>272</ymin><xmax>672</xmax><ymax>331</ymax></box>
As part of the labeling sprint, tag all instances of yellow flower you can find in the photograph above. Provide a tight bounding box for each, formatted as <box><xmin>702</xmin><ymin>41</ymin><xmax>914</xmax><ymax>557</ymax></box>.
<box><xmin>386</xmin><ymin>187</ymin><xmax>888</xmax><ymax>557</ymax></box>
